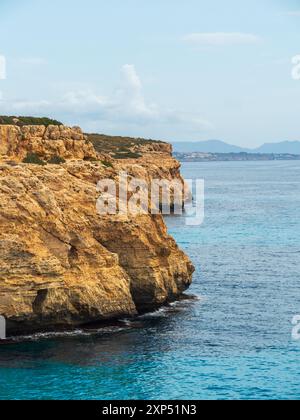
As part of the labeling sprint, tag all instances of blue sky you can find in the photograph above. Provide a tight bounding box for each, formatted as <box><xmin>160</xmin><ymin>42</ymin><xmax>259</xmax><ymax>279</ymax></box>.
<box><xmin>0</xmin><ymin>0</ymin><xmax>300</xmax><ymax>147</ymax></box>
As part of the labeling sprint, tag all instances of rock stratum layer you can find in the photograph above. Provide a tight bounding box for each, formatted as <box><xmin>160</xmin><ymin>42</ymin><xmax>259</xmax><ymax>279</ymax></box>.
<box><xmin>0</xmin><ymin>125</ymin><xmax>194</xmax><ymax>335</ymax></box>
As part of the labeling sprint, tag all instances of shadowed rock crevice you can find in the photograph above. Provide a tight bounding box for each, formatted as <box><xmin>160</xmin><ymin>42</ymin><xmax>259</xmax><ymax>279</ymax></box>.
<box><xmin>32</xmin><ymin>289</ymin><xmax>49</xmax><ymax>315</ymax></box>
<box><xmin>68</xmin><ymin>246</ymin><xmax>79</xmax><ymax>267</ymax></box>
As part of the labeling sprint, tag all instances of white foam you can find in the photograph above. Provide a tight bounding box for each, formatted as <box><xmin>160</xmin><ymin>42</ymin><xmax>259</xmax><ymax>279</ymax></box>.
<box><xmin>138</xmin><ymin>295</ymin><xmax>202</xmax><ymax>319</ymax></box>
<box><xmin>8</xmin><ymin>325</ymin><xmax>128</xmax><ymax>343</ymax></box>
<box><xmin>5</xmin><ymin>295</ymin><xmax>203</xmax><ymax>343</ymax></box>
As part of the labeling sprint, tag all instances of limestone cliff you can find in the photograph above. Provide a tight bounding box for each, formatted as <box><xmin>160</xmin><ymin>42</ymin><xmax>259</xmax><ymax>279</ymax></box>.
<box><xmin>0</xmin><ymin>125</ymin><xmax>194</xmax><ymax>335</ymax></box>
<box><xmin>0</xmin><ymin>125</ymin><xmax>97</xmax><ymax>162</ymax></box>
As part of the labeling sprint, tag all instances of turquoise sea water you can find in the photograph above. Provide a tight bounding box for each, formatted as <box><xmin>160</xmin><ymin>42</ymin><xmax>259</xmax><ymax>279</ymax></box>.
<box><xmin>1</xmin><ymin>161</ymin><xmax>300</xmax><ymax>400</ymax></box>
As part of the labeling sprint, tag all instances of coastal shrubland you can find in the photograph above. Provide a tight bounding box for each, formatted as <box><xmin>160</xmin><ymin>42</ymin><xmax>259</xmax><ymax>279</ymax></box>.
<box><xmin>0</xmin><ymin>116</ymin><xmax>62</xmax><ymax>127</ymax></box>
<box><xmin>22</xmin><ymin>152</ymin><xmax>46</xmax><ymax>165</ymax></box>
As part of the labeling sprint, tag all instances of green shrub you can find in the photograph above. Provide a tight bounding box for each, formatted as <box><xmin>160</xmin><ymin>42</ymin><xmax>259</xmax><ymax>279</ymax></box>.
<box><xmin>48</xmin><ymin>155</ymin><xmax>66</xmax><ymax>165</ymax></box>
<box><xmin>88</xmin><ymin>133</ymin><xmax>164</xmax><ymax>155</ymax></box>
<box><xmin>101</xmin><ymin>160</ymin><xmax>113</xmax><ymax>168</ymax></box>
<box><xmin>0</xmin><ymin>116</ymin><xmax>63</xmax><ymax>127</ymax></box>
<box><xmin>0</xmin><ymin>115</ymin><xmax>63</xmax><ymax>127</ymax></box>
<box><xmin>23</xmin><ymin>153</ymin><xmax>46</xmax><ymax>165</ymax></box>
<box><xmin>113</xmin><ymin>151</ymin><xmax>142</xmax><ymax>160</ymax></box>
<box><xmin>83</xmin><ymin>156</ymin><xmax>98</xmax><ymax>162</ymax></box>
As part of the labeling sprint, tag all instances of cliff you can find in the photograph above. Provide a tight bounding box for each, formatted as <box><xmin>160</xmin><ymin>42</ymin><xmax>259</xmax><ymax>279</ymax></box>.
<box><xmin>0</xmin><ymin>125</ymin><xmax>194</xmax><ymax>335</ymax></box>
<box><xmin>88</xmin><ymin>133</ymin><xmax>171</xmax><ymax>159</ymax></box>
<box><xmin>0</xmin><ymin>125</ymin><xmax>97</xmax><ymax>162</ymax></box>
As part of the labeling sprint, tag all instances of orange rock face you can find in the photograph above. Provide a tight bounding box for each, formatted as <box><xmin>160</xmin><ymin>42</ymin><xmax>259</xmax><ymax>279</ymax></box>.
<box><xmin>0</xmin><ymin>125</ymin><xmax>194</xmax><ymax>335</ymax></box>
<box><xmin>0</xmin><ymin>125</ymin><xmax>97</xmax><ymax>162</ymax></box>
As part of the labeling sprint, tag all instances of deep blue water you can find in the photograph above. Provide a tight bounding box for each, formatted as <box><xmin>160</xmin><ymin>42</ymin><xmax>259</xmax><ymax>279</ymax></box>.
<box><xmin>1</xmin><ymin>161</ymin><xmax>300</xmax><ymax>400</ymax></box>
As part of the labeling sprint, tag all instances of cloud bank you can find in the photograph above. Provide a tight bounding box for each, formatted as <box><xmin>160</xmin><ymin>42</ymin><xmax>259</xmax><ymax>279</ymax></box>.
<box><xmin>0</xmin><ymin>64</ymin><xmax>212</xmax><ymax>138</ymax></box>
<box><xmin>285</xmin><ymin>11</ymin><xmax>300</xmax><ymax>17</ymax></box>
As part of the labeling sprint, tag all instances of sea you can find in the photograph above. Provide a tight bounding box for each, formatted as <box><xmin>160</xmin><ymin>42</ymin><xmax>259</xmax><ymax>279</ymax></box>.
<box><xmin>0</xmin><ymin>161</ymin><xmax>300</xmax><ymax>400</ymax></box>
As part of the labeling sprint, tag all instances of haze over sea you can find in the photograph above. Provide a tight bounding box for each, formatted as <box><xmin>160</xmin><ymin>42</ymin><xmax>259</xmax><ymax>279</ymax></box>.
<box><xmin>0</xmin><ymin>161</ymin><xmax>300</xmax><ymax>400</ymax></box>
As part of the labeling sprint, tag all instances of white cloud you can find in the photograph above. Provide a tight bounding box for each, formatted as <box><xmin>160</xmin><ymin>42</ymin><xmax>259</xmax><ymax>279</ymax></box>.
<box><xmin>114</xmin><ymin>64</ymin><xmax>159</xmax><ymax>120</ymax></box>
<box><xmin>17</xmin><ymin>57</ymin><xmax>47</xmax><ymax>66</ymax></box>
<box><xmin>285</xmin><ymin>11</ymin><xmax>300</xmax><ymax>16</ymax></box>
<box><xmin>60</xmin><ymin>89</ymin><xmax>107</xmax><ymax>110</ymax></box>
<box><xmin>183</xmin><ymin>32</ymin><xmax>261</xmax><ymax>46</ymax></box>
<box><xmin>0</xmin><ymin>64</ymin><xmax>213</xmax><ymax>137</ymax></box>
<box><xmin>122</xmin><ymin>64</ymin><xmax>142</xmax><ymax>91</ymax></box>
<box><xmin>22</xmin><ymin>58</ymin><xmax>46</xmax><ymax>65</ymax></box>
<box><xmin>9</xmin><ymin>100</ymin><xmax>51</xmax><ymax>112</ymax></box>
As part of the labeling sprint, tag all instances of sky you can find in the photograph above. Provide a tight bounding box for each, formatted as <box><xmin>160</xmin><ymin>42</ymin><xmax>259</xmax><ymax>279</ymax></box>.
<box><xmin>0</xmin><ymin>0</ymin><xmax>300</xmax><ymax>147</ymax></box>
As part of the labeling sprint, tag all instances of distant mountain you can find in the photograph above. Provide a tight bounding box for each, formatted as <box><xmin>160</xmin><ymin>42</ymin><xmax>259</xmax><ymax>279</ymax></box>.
<box><xmin>255</xmin><ymin>141</ymin><xmax>300</xmax><ymax>155</ymax></box>
<box><xmin>172</xmin><ymin>140</ymin><xmax>300</xmax><ymax>154</ymax></box>
<box><xmin>172</xmin><ymin>140</ymin><xmax>248</xmax><ymax>154</ymax></box>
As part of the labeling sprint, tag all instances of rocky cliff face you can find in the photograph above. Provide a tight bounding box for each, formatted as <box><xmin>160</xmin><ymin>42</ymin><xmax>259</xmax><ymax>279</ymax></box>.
<box><xmin>0</xmin><ymin>125</ymin><xmax>194</xmax><ymax>335</ymax></box>
<box><xmin>0</xmin><ymin>125</ymin><xmax>97</xmax><ymax>162</ymax></box>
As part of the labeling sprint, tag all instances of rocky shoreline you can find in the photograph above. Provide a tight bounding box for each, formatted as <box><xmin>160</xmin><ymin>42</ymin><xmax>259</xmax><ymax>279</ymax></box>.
<box><xmin>0</xmin><ymin>125</ymin><xmax>194</xmax><ymax>336</ymax></box>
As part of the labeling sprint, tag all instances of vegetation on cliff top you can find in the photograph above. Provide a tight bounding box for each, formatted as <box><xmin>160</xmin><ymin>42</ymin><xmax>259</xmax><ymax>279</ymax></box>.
<box><xmin>22</xmin><ymin>153</ymin><xmax>67</xmax><ymax>165</ymax></box>
<box><xmin>0</xmin><ymin>116</ymin><xmax>168</xmax><ymax>160</ymax></box>
<box><xmin>0</xmin><ymin>116</ymin><xmax>62</xmax><ymax>127</ymax></box>
<box><xmin>88</xmin><ymin>133</ymin><xmax>164</xmax><ymax>159</ymax></box>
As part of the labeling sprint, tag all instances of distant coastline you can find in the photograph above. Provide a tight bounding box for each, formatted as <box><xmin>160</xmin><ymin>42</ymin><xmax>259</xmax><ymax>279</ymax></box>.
<box><xmin>174</xmin><ymin>151</ymin><xmax>300</xmax><ymax>162</ymax></box>
<box><xmin>172</xmin><ymin>139</ymin><xmax>300</xmax><ymax>155</ymax></box>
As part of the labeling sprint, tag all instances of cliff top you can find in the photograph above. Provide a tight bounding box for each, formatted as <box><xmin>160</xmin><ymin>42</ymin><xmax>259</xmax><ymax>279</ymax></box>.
<box><xmin>0</xmin><ymin>118</ymin><xmax>172</xmax><ymax>163</ymax></box>
<box><xmin>0</xmin><ymin>116</ymin><xmax>63</xmax><ymax>127</ymax></box>
<box><xmin>88</xmin><ymin>133</ymin><xmax>171</xmax><ymax>159</ymax></box>
<box><xmin>0</xmin><ymin>124</ymin><xmax>97</xmax><ymax>163</ymax></box>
